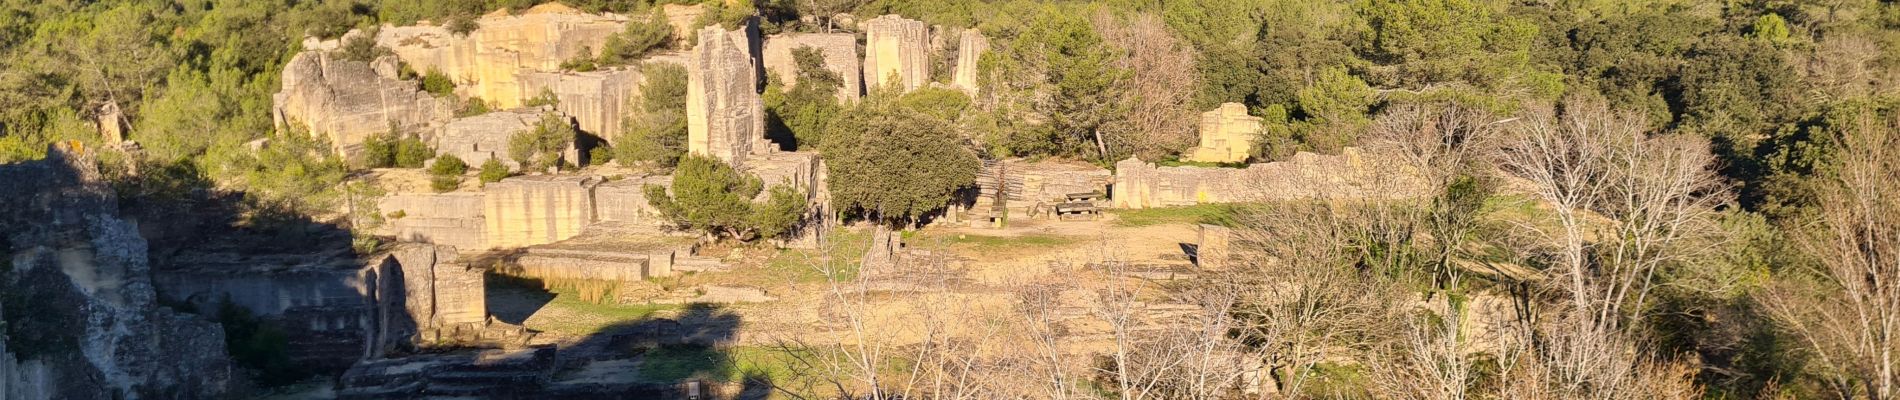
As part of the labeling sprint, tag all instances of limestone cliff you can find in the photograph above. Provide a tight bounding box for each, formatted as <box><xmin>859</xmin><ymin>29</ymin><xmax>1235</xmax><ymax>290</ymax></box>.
<box><xmin>762</xmin><ymin>33</ymin><xmax>862</xmax><ymax>102</ymax></box>
<box><xmin>377</xmin><ymin>3</ymin><xmax>627</xmax><ymax>110</ymax></box>
<box><xmin>516</xmin><ymin>54</ymin><xmax>687</xmax><ymax>143</ymax></box>
<box><xmin>687</xmin><ymin>24</ymin><xmax>765</xmax><ymax>167</ymax></box>
<box><xmin>0</xmin><ymin>143</ymin><xmax>232</xmax><ymax>399</ymax></box>
<box><xmin>273</xmin><ymin>49</ymin><xmax>454</xmax><ymax>156</ymax></box>
<box><xmin>435</xmin><ymin>106</ymin><xmax>549</xmax><ymax>172</ymax></box>
<box><xmin>863</xmin><ymin>15</ymin><xmax>930</xmax><ymax>92</ymax></box>
<box><xmin>952</xmin><ymin>29</ymin><xmax>989</xmax><ymax>95</ymax></box>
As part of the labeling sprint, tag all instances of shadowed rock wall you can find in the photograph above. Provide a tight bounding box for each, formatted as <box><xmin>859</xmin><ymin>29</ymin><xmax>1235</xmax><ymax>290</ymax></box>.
<box><xmin>0</xmin><ymin>143</ymin><xmax>233</xmax><ymax>399</ymax></box>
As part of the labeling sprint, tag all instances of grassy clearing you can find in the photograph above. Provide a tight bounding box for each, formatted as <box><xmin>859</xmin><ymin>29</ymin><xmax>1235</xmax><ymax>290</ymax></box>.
<box><xmin>907</xmin><ymin>230</ymin><xmax>1082</xmax><ymax>254</ymax></box>
<box><xmin>488</xmin><ymin>274</ymin><xmax>681</xmax><ymax>336</ymax></box>
<box><xmin>1109</xmin><ymin>203</ymin><xmax>1246</xmax><ymax>227</ymax></box>
<box><xmin>762</xmin><ymin>227</ymin><xmax>869</xmax><ymax>283</ymax></box>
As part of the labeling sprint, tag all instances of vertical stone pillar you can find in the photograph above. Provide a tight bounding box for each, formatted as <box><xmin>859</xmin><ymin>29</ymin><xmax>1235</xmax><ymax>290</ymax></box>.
<box><xmin>952</xmin><ymin>29</ymin><xmax>989</xmax><ymax>95</ymax></box>
<box><xmin>687</xmin><ymin>25</ymin><xmax>764</xmax><ymax>167</ymax></box>
<box><xmin>863</xmin><ymin>15</ymin><xmax>929</xmax><ymax>92</ymax></box>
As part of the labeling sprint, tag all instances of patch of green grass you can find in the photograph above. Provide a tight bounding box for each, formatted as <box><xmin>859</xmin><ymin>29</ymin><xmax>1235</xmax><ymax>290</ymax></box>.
<box><xmin>763</xmin><ymin>227</ymin><xmax>868</xmax><ymax>283</ymax></box>
<box><xmin>1109</xmin><ymin>203</ymin><xmax>1246</xmax><ymax>227</ymax></box>
<box><xmin>908</xmin><ymin>230</ymin><xmax>1081</xmax><ymax>254</ymax></box>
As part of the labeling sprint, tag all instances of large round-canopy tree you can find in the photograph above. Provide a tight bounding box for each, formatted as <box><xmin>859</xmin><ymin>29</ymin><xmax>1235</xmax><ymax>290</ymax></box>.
<box><xmin>823</xmin><ymin>96</ymin><xmax>981</xmax><ymax>268</ymax></box>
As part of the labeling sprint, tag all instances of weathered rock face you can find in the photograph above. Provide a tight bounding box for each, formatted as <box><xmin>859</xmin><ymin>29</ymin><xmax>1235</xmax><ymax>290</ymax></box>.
<box><xmin>377</xmin><ymin>3</ymin><xmax>627</xmax><ymax>109</ymax></box>
<box><xmin>518</xmin><ymin>68</ymin><xmax>642</xmax><ymax>142</ymax></box>
<box><xmin>687</xmin><ymin>25</ymin><xmax>764</xmax><ymax>167</ymax></box>
<box><xmin>483</xmin><ymin>175</ymin><xmax>601</xmax><ymax>248</ymax></box>
<box><xmin>1112</xmin><ymin>147</ymin><xmax>1427</xmax><ymax>209</ymax></box>
<box><xmin>436</xmin><ymin>106</ymin><xmax>547</xmax><ymax>171</ymax></box>
<box><xmin>380</xmin><ymin>192</ymin><xmax>488</xmax><ymax>249</ymax></box>
<box><xmin>594</xmin><ymin>175</ymin><xmax>674</xmax><ymax>226</ymax></box>
<box><xmin>383</xmin><ymin>244</ymin><xmax>486</xmax><ymax>341</ymax></box>
<box><xmin>761</xmin><ymin>33</ymin><xmax>862</xmax><ymax>102</ymax></box>
<box><xmin>0</xmin><ymin>143</ymin><xmax>233</xmax><ymax>399</ymax></box>
<box><xmin>274</xmin><ymin>50</ymin><xmax>454</xmax><ymax>156</ymax></box>
<box><xmin>154</xmin><ymin>251</ymin><xmax>384</xmax><ymax>372</ymax></box>
<box><xmin>952</xmin><ymin>29</ymin><xmax>989</xmax><ymax>95</ymax></box>
<box><xmin>1185</xmin><ymin>103</ymin><xmax>1260</xmax><ymax>163</ymax></box>
<box><xmin>660</xmin><ymin>4</ymin><xmax>707</xmax><ymax>48</ymax></box>
<box><xmin>863</xmin><ymin>15</ymin><xmax>930</xmax><ymax>92</ymax></box>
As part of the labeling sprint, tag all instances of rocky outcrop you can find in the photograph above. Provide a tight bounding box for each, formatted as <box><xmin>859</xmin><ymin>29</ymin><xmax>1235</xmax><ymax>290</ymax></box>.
<box><xmin>274</xmin><ymin>50</ymin><xmax>454</xmax><ymax>156</ymax></box>
<box><xmin>377</xmin><ymin>3</ymin><xmax>627</xmax><ymax>109</ymax></box>
<box><xmin>1184</xmin><ymin>103</ymin><xmax>1260</xmax><ymax>163</ymax></box>
<box><xmin>687</xmin><ymin>24</ymin><xmax>765</xmax><ymax>167</ymax></box>
<box><xmin>0</xmin><ymin>143</ymin><xmax>232</xmax><ymax>399</ymax></box>
<box><xmin>863</xmin><ymin>15</ymin><xmax>930</xmax><ymax>92</ymax></box>
<box><xmin>952</xmin><ymin>29</ymin><xmax>989</xmax><ymax>95</ymax></box>
<box><xmin>762</xmin><ymin>33</ymin><xmax>862</xmax><ymax>102</ymax></box>
<box><xmin>435</xmin><ymin>106</ymin><xmax>547</xmax><ymax>171</ymax></box>
<box><xmin>1112</xmin><ymin>147</ymin><xmax>1427</xmax><ymax>209</ymax></box>
<box><xmin>483</xmin><ymin>175</ymin><xmax>602</xmax><ymax>248</ymax></box>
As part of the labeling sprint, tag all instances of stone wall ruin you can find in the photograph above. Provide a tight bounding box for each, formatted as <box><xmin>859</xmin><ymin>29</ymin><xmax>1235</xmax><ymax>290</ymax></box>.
<box><xmin>1184</xmin><ymin>102</ymin><xmax>1260</xmax><ymax>164</ymax></box>
<box><xmin>482</xmin><ymin>175</ymin><xmax>602</xmax><ymax>249</ymax></box>
<box><xmin>1113</xmin><ymin>148</ymin><xmax>1426</xmax><ymax>209</ymax></box>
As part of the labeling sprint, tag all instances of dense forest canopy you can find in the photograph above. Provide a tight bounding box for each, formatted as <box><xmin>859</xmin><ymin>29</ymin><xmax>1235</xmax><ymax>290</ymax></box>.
<box><xmin>3</xmin><ymin>0</ymin><xmax>1900</xmax><ymax>396</ymax></box>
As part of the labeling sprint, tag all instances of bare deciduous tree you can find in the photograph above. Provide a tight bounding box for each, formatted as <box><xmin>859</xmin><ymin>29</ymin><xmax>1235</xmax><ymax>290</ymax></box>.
<box><xmin>1494</xmin><ymin>97</ymin><xmax>1726</xmax><ymax>398</ymax></box>
<box><xmin>1762</xmin><ymin>111</ymin><xmax>1900</xmax><ymax>399</ymax></box>
<box><xmin>1093</xmin><ymin>11</ymin><xmax>1200</xmax><ymax>161</ymax></box>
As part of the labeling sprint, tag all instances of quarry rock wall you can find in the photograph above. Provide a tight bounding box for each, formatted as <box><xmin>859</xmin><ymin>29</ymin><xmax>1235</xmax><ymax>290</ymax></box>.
<box><xmin>0</xmin><ymin>143</ymin><xmax>232</xmax><ymax>399</ymax></box>
<box><xmin>274</xmin><ymin>49</ymin><xmax>453</xmax><ymax>156</ymax></box>
<box><xmin>687</xmin><ymin>25</ymin><xmax>766</xmax><ymax>166</ymax></box>
<box><xmin>483</xmin><ymin>175</ymin><xmax>601</xmax><ymax>248</ymax></box>
<box><xmin>1113</xmin><ymin>148</ymin><xmax>1426</xmax><ymax>209</ymax></box>
<box><xmin>435</xmin><ymin>107</ymin><xmax>547</xmax><ymax>172</ymax></box>
<box><xmin>952</xmin><ymin>29</ymin><xmax>989</xmax><ymax>95</ymax></box>
<box><xmin>377</xmin><ymin>3</ymin><xmax>627</xmax><ymax>109</ymax></box>
<box><xmin>761</xmin><ymin>33</ymin><xmax>862</xmax><ymax>102</ymax></box>
<box><xmin>517</xmin><ymin>68</ymin><xmax>643</xmax><ymax>142</ymax></box>
<box><xmin>381</xmin><ymin>192</ymin><xmax>488</xmax><ymax>249</ymax></box>
<box><xmin>863</xmin><ymin>15</ymin><xmax>930</xmax><ymax>91</ymax></box>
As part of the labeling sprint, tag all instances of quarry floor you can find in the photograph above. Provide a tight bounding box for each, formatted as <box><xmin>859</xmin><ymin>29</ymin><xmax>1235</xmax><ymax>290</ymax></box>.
<box><xmin>478</xmin><ymin>206</ymin><xmax>1218</xmax><ymax>390</ymax></box>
